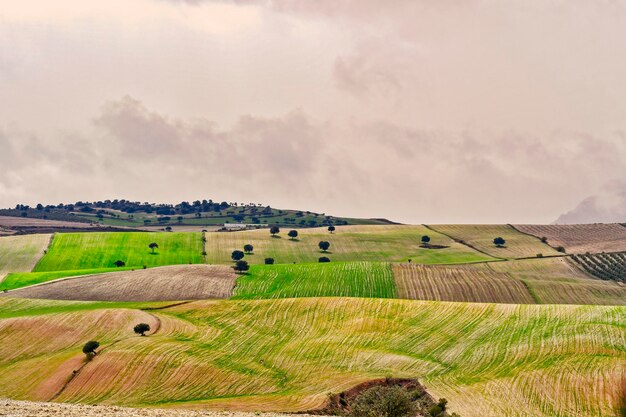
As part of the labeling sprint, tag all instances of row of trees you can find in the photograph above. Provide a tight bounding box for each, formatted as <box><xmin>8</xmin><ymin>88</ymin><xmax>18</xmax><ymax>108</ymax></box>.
<box><xmin>82</xmin><ymin>323</ymin><xmax>151</xmax><ymax>359</ymax></box>
<box><xmin>270</xmin><ymin>225</ymin><xmax>335</xmax><ymax>237</ymax></box>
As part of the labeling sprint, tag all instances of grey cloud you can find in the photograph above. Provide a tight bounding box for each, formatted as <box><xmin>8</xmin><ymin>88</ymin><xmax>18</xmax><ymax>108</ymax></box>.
<box><xmin>555</xmin><ymin>181</ymin><xmax>626</xmax><ymax>224</ymax></box>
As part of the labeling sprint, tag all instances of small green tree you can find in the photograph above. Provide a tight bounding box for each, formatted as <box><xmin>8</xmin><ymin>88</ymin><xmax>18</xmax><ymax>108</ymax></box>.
<box><xmin>114</xmin><ymin>260</ymin><xmax>126</xmax><ymax>267</ymax></box>
<box><xmin>493</xmin><ymin>237</ymin><xmax>506</xmax><ymax>247</ymax></box>
<box><xmin>349</xmin><ymin>386</ymin><xmax>416</xmax><ymax>417</ymax></box>
<box><xmin>149</xmin><ymin>242</ymin><xmax>159</xmax><ymax>253</ymax></box>
<box><xmin>319</xmin><ymin>241</ymin><xmax>330</xmax><ymax>252</ymax></box>
<box><xmin>421</xmin><ymin>235</ymin><xmax>431</xmax><ymax>245</ymax></box>
<box><xmin>265</xmin><ymin>257</ymin><xmax>275</xmax><ymax>265</ymax></box>
<box><xmin>244</xmin><ymin>244</ymin><xmax>254</xmax><ymax>253</ymax></box>
<box><xmin>270</xmin><ymin>225</ymin><xmax>280</xmax><ymax>236</ymax></box>
<box><xmin>82</xmin><ymin>340</ymin><xmax>100</xmax><ymax>359</ymax></box>
<box><xmin>231</xmin><ymin>250</ymin><xmax>245</xmax><ymax>261</ymax></box>
<box><xmin>288</xmin><ymin>230</ymin><xmax>298</xmax><ymax>240</ymax></box>
<box><xmin>133</xmin><ymin>323</ymin><xmax>151</xmax><ymax>336</ymax></box>
<box><xmin>328</xmin><ymin>225</ymin><xmax>336</xmax><ymax>233</ymax></box>
<box><xmin>234</xmin><ymin>260</ymin><xmax>250</xmax><ymax>273</ymax></box>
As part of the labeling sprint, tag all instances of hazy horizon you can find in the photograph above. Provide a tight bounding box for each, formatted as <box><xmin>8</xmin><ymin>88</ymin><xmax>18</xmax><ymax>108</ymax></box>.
<box><xmin>2</xmin><ymin>1</ymin><xmax>626</xmax><ymax>224</ymax></box>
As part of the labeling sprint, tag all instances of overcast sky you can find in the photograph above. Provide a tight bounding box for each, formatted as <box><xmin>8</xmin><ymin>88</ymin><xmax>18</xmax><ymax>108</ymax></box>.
<box><xmin>1</xmin><ymin>0</ymin><xmax>625</xmax><ymax>224</ymax></box>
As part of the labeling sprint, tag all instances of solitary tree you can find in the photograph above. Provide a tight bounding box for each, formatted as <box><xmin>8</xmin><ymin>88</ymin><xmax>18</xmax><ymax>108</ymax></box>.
<box><xmin>149</xmin><ymin>242</ymin><xmax>159</xmax><ymax>253</ymax></box>
<box><xmin>270</xmin><ymin>225</ymin><xmax>280</xmax><ymax>236</ymax></box>
<box><xmin>234</xmin><ymin>260</ymin><xmax>250</xmax><ymax>273</ymax></box>
<box><xmin>265</xmin><ymin>257</ymin><xmax>275</xmax><ymax>265</ymax></box>
<box><xmin>244</xmin><ymin>244</ymin><xmax>254</xmax><ymax>253</ymax></box>
<box><xmin>133</xmin><ymin>323</ymin><xmax>151</xmax><ymax>336</ymax></box>
<box><xmin>319</xmin><ymin>241</ymin><xmax>331</xmax><ymax>252</ymax></box>
<box><xmin>231</xmin><ymin>250</ymin><xmax>245</xmax><ymax>261</ymax></box>
<box><xmin>493</xmin><ymin>237</ymin><xmax>506</xmax><ymax>247</ymax></box>
<box><xmin>114</xmin><ymin>260</ymin><xmax>126</xmax><ymax>267</ymax></box>
<box><xmin>288</xmin><ymin>230</ymin><xmax>298</xmax><ymax>240</ymax></box>
<box><xmin>318</xmin><ymin>256</ymin><xmax>331</xmax><ymax>263</ymax></box>
<box><xmin>421</xmin><ymin>235</ymin><xmax>431</xmax><ymax>245</ymax></box>
<box><xmin>328</xmin><ymin>225</ymin><xmax>336</xmax><ymax>233</ymax></box>
<box><xmin>82</xmin><ymin>340</ymin><xmax>100</xmax><ymax>359</ymax></box>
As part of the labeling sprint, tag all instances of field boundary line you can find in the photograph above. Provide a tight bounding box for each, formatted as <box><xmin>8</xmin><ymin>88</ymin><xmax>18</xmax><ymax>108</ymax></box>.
<box><xmin>508</xmin><ymin>224</ymin><xmax>562</xmax><ymax>252</ymax></box>
<box><xmin>423</xmin><ymin>224</ymin><xmax>505</xmax><ymax>260</ymax></box>
<box><xmin>30</xmin><ymin>233</ymin><xmax>55</xmax><ymax>273</ymax></box>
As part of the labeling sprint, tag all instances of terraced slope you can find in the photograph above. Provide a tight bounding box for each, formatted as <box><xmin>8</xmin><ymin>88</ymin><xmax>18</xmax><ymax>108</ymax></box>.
<box><xmin>0</xmin><ymin>297</ymin><xmax>622</xmax><ymax>417</ymax></box>
<box><xmin>486</xmin><ymin>257</ymin><xmax>626</xmax><ymax>305</ymax></box>
<box><xmin>570</xmin><ymin>252</ymin><xmax>626</xmax><ymax>283</ymax></box>
<box><xmin>428</xmin><ymin>224</ymin><xmax>560</xmax><ymax>259</ymax></box>
<box><xmin>34</xmin><ymin>232</ymin><xmax>204</xmax><ymax>272</ymax></box>
<box><xmin>205</xmin><ymin>225</ymin><xmax>492</xmax><ymax>265</ymax></box>
<box><xmin>515</xmin><ymin>223</ymin><xmax>626</xmax><ymax>253</ymax></box>
<box><xmin>233</xmin><ymin>262</ymin><xmax>395</xmax><ymax>299</ymax></box>
<box><xmin>0</xmin><ymin>234</ymin><xmax>51</xmax><ymax>281</ymax></box>
<box><xmin>4</xmin><ymin>265</ymin><xmax>237</xmax><ymax>301</ymax></box>
<box><xmin>393</xmin><ymin>263</ymin><xmax>534</xmax><ymax>304</ymax></box>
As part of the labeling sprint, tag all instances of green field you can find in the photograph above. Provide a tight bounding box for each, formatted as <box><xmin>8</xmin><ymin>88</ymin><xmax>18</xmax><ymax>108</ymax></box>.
<box><xmin>34</xmin><ymin>232</ymin><xmax>204</xmax><ymax>272</ymax></box>
<box><xmin>0</xmin><ymin>297</ymin><xmax>622</xmax><ymax>417</ymax></box>
<box><xmin>233</xmin><ymin>262</ymin><xmax>396</xmax><ymax>299</ymax></box>
<box><xmin>205</xmin><ymin>225</ymin><xmax>493</xmax><ymax>265</ymax></box>
<box><xmin>0</xmin><ymin>267</ymin><xmax>135</xmax><ymax>291</ymax></box>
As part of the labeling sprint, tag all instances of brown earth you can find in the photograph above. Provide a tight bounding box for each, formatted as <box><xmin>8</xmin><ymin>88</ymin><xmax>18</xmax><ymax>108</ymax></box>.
<box><xmin>0</xmin><ymin>215</ymin><xmax>136</xmax><ymax>235</ymax></box>
<box><xmin>0</xmin><ymin>399</ymin><xmax>323</xmax><ymax>417</ymax></box>
<box><xmin>4</xmin><ymin>264</ymin><xmax>238</xmax><ymax>302</ymax></box>
<box><xmin>514</xmin><ymin>223</ymin><xmax>626</xmax><ymax>254</ymax></box>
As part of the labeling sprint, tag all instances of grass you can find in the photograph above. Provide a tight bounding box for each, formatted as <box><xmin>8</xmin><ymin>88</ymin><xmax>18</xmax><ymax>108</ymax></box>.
<box><xmin>205</xmin><ymin>225</ymin><xmax>493</xmax><ymax>265</ymax></box>
<box><xmin>0</xmin><ymin>297</ymin><xmax>622</xmax><ymax>417</ymax></box>
<box><xmin>428</xmin><ymin>224</ymin><xmax>560</xmax><ymax>259</ymax></box>
<box><xmin>232</xmin><ymin>262</ymin><xmax>396</xmax><ymax>299</ymax></box>
<box><xmin>33</xmin><ymin>232</ymin><xmax>204</xmax><ymax>272</ymax></box>
<box><xmin>0</xmin><ymin>267</ymin><xmax>135</xmax><ymax>291</ymax></box>
<box><xmin>0</xmin><ymin>234</ymin><xmax>51</xmax><ymax>280</ymax></box>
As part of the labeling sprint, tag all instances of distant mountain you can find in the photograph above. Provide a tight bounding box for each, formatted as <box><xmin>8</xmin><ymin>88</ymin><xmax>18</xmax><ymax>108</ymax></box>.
<box><xmin>555</xmin><ymin>185</ymin><xmax>626</xmax><ymax>224</ymax></box>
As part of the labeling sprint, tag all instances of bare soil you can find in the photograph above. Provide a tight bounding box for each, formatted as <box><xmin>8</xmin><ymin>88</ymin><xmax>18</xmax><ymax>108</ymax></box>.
<box><xmin>0</xmin><ymin>216</ymin><xmax>136</xmax><ymax>235</ymax></box>
<box><xmin>5</xmin><ymin>264</ymin><xmax>238</xmax><ymax>301</ymax></box>
<box><xmin>0</xmin><ymin>399</ymin><xmax>323</xmax><ymax>417</ymax></box>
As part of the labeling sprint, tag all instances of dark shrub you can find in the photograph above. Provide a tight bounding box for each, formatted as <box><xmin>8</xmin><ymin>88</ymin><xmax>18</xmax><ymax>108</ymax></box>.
<box><xmin>319</xmin><ymin>257</ymin><xmax>331</xmax><ymax>263</ymax></box>
<box><xmin>349</xmin><ymin>386</ymin><xmax>416</xmax><ymax>417</ymax></box>
<box><xmin>244</xmin><ymin>244</ymin><xmax>254</xmax><ymax>253</ymax></box>
<box><xmin>234</xmin><ymin>260</ymin><xmax>250</xmax><ymax>273</ymax></box>
<box><xmin>556</xmin><ymin>246</ymin><xmax>566</xmax><ymax>253</ymax></box>
<box><xmin>82</xmin><ymin>341</ymin><xmax>100</xmax><ymax>359</ymax></box>
<box><xmin>133</xmin><ymin>323</ymin><xmax>151</xmax><ymax>336</ymax></box>
<box><xmin>319</xmin><ymin>241</ymin><xmax>331</xmax><ymax>252</ymax></box>
<box><xmin>231</xmin><ymin>250</ymin><xmax>245</xmax><ymax>261</ymax></box>
<box><xmin>493</xmin><ymin>237</ymin><xmax>506</xmax><ymax>247</ymax></box>
<box><xmin>264</xmin><ymin>257</ymin><xmax>275</xmax><ymax>265</ymax></box>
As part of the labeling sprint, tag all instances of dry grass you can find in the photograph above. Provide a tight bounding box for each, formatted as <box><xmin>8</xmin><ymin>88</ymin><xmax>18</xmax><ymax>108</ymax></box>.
<box><xmin>5</xmin><ymin>265</ymin><xmax>237</xmax><ymax>302</ymax></box>
<box><xmin>0</xmin><ymin>234</ymin><xmax>51</xmax><ymax>281</ymax></box>
<box><xmin>428</xmin><ymin>224</ymin><xmax>560</xmax><ymax>259</ymax></box>
<box><xmin>515</xmin><ymin>223</ymin><xmax>626</xmax><ymax>254</ymax></box>
<box><xmin>393</xmin><ymin>263</ymin><xmax>534</xmax><ymax>303</ymax></box>
<box><xmin>486</xmin><ymin>257</ymin><xmax>626</xmax><ymax>305</ymax></box>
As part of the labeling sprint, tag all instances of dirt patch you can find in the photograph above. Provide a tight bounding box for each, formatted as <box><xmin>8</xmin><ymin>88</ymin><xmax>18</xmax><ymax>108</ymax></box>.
<box><xmin>0</xmin><ymin>399</ymin><xmax>324</xmax><ymax>417</ymax></box>
<box><xmin>304</xmin><ymin>378</ymin><xmax>437</xmax><ymax>416</ymax></box>
<box><xmin>5</xmin><ymin>264</ymin><xmax>238</xmax><ymax>302</ymax></box>
<box><xmin>514</xmin><ymin>224</ymin><xmax>626</xmax><ymax>254</ymax></box>
<box><xmin>0</xmin><ymin>215</ymin><xmax>137</xmax><ymax>235</ymax></box>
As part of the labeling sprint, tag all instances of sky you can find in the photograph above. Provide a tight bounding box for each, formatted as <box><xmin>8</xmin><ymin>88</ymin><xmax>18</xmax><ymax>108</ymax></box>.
<box><xmin>1</xmin><ymin>0</ymin><xmax>626</xmax><ymax>224</ymax></box>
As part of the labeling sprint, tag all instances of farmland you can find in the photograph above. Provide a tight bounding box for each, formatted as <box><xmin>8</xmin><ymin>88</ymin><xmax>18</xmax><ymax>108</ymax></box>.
<box><xmin>0</xmin><ymin>297</ymin><xmax>622</xmax><ymax>417</ymax></box>
<box><xmin>571</xmin><ymin>252</ymin><xmax>626</xmax><ymax>283</ymax></box>
<box><xmin>4</xmin><ymin>265</ymin><xmax>237</xmax><ymax>302</ymax></box>
<box><xmin>428</xmin><ymin>224</ymin><xmax>559</xmax><ymax>259</ymax></box>
<box><xmin>0</xmin><ymin>234</ymin><xmax>51</xmax><ymax>281</ymax></box>
<box><xmin>205</xmin><ymin>225</ymin><xmax>493</xmax><ymax>265</ymax></box>
<box><xmin>515</xmin><ymin>223</ymin><xmax>626</xmax><ymax>253</ymax></box>
<box><xmin>393</xmin><ymin>263</ymin><xmax>534</xmax><ymax>304</ymax></box>
<box><xmin>486</xmin><ymin>257</ymin><xmax>626</xmax><ymax>305</ymax></box>
<box><xmin>34</xmin><ymin>232</ymin><xmax>204</xmax><ymax>272</ymax></box>
<box><xmin>233</xmin><ymin>262</ymin><xmax>395</xmax><ymax>299</ymax></box>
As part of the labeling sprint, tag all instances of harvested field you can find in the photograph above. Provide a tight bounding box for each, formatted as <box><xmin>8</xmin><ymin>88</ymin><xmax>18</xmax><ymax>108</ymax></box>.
<box><xmin>0</xmin><ymin>216</ymin><xmax>94</xmax><ymax>229</ymax></box>
<box><xmin>393</xmin><ymin>263</ymin><xmax>534</xmax><ymax>303</ymax></box>
<box><xmin>5</xmin><ymin>265</ymin><xmax>237</xmax><ymax>301</ymax></box>
<box><xmin>0</xmin><ymin>234</ymin><xmax>51</xmax><ymax>281</ymax></box>
<box><xmin>232</xmin><ymin>262</ymin><xmax>395</xmax><ymax>299</ymax></box>
<box><xmin>0</xmin><ymin>400</ymin><xmax>322</xmax><ymax>417</ymax></box>
<box><xmin>486</xmin><ymin>257</ymin><xmax>626</xmax><ymax>305</ymax></box>
<box><xmin>428</xmin><ymin>224</ymin><xmax>559</xmax><ymax>259</ymax></box>
<box><xmin>515</xmin><ymin>223</ymin><xmax>626</xmax><ymax>254</ymax></box>
<box><xmin>0</xmin><ymin>297</ymin><xmax>622</xmax><ymax>417</ymax></box>
<box><xmin>204</xmin><ymin>225</ymin><xmax>492</xmax><ymax>265</ymax></box>
<box><xmin>34</xmin><ymin>232</ymin><xmax>204</xmax><ymax>272</ymax></box>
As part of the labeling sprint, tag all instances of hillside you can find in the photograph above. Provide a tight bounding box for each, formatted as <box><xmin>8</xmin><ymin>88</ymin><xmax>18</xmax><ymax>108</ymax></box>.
<box><xmin>0</xmin><ymin>297</ymin><xmax>622</xmax><ymax>417</ymax></box>
<box><xmin>0</xmin><ymin>199</ymin><xmax>394</xmax><ymax>232</ymax></box>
